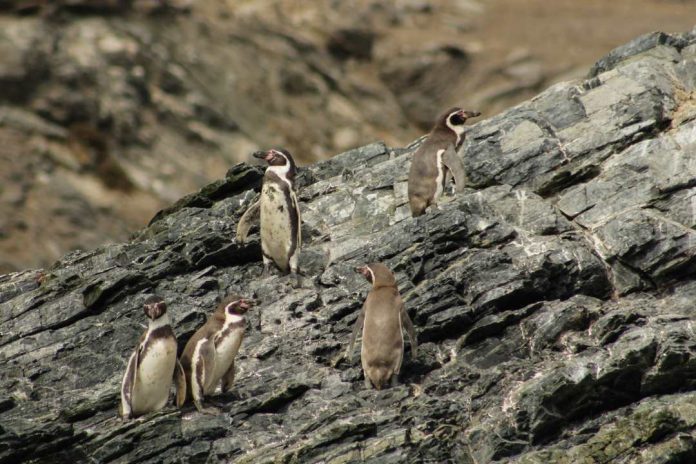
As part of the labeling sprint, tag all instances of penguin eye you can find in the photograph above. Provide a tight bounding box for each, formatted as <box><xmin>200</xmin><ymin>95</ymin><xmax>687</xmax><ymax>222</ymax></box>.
<box><xmin>144</xmin><ymin>304</ymin><xmax>157</xmax><ymax>318</ymax></box>
<box><xmin>268</xmin><ymin>151</ymin><xmax>286</xmax><ymax>166</ymax></box>
<box><xmin>449</xmin><ymin>113</ymin><xmax>465</xmax><ymax>125</ymax></box>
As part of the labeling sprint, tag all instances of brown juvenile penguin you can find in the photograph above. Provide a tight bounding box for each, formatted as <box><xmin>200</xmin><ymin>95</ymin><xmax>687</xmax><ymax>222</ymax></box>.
<box><xmin>180</xmin><ymin>294</ymin><xmax>254</xmax><ymax>413</ymax></box>
<box><xmin>407</xmin><ymin>107</ymin><xmax>480</xmax><ymax>217</ymax></box>
<box><xmin>346</xmin><ymin>263</ymin><xmax>417</xmax><ymax>389</ymax></box>
<box><xmin>119</xmin><ymin>296</ymin><xmax>186</xmax><ymax>419</ymax></box>
<box><xmin>237</xmin><ymin>148</ymin><xmax>302</xmax><ymax>286</ymax></box>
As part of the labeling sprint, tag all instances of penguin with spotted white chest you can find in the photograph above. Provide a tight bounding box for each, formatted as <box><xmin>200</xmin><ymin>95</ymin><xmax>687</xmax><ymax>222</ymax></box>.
<box><xmin>408</xmin><ymin>107</ymin><xmax>480</xmax><ymax>217</ymax></box>
<box><xmin>119</xmin><ymin>295</ymin><xmax>186</xmax><ymax>419</ymax></box>
<box><xmin>237</xmin><ymin>148</ymin><xmax>302</xmax><ymax>287</ymax></box>
<box><xmin>180</xmin><ymin>295</ymin><xmax>254</xmax><ymax>414</ymax></box>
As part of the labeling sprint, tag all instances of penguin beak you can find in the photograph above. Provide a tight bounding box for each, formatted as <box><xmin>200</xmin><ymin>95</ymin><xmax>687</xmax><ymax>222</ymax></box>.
<box><xmin>238</xmin><ymin>298</ymin><xmax>255</xmax><ymax>312</ymax></box>
<box><xmin>355</xmin><ymin>266</ymin><xmax>371</xmax><ymax>281</ymax></box>
<box><xmin>460</xmin><ymin>109</ymin><xmax>481</xmax><ymax>119</ymax></box>
<box><xmin>253</xmin><ymin>150</ymin><xmax>272</xmax><ymax>162</ymax></box>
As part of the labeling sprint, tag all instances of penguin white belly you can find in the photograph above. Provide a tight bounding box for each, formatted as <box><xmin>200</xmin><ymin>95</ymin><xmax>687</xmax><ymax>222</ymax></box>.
<box><xmin>131</xmin><ymin>339</ymin><xmax>177</xmax><ymax>414</ymax></box>
<box><xmin>260</xmin><ymin>183</ymin><xmax>293</xmax><ymax>270</ymax></box>
<box><xmin>206</xmin><ymin>329</ymin><xmax>243</xmax><ymax>394</ymax></box>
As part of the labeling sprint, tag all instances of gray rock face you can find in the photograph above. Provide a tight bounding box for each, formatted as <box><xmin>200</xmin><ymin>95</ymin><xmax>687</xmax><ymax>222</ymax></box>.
<box><xmin>4</xmin><ymin>30</ymin><xmax>696</xmax><ymax>463</ymax></box>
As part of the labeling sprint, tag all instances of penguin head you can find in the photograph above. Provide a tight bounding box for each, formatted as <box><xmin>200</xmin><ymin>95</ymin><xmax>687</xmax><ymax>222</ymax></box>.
<box><xmin>356</xmin><ymin>265</ymin><xmax>374</xmax><ymax>283</ymax></box>
<box><xmin>143</xmin><ymin>295</ymin><xmax>167</xmax><ymax>320</ymax></box>
<box><xmin>221</xmin><ymin>294</ymin><xmax>255</xmax><ymax>316</ymax></box>
<box><xmin>438</xmin><ymin>107</ymin><xmax>481</xmax><ymax>136</ymax></box>
<box><xmin>356</xmin><ymin>263</ymin><xmax>397</xmax><ymax>288</ymax></box>
<box><xmin>253</xmin><ymin>148</ymin><xmax>297</xmax><ymax>173</ymax></box>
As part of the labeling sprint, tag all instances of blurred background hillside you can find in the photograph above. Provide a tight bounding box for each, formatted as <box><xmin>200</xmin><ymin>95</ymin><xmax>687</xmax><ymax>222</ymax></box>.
<box><xmin>0</xmin><ymin>0</ymin><xmax>695</xmax><ymax>273</ymax></box>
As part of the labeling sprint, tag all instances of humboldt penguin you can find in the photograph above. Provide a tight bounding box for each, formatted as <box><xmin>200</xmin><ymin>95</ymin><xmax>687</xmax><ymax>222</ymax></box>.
<box><xmin>407</xmin><ymin>107</ymin><xmax>480</xmax><ymax>217</ymax></box>
<box><xmin>119</xmin><ymin>295</ymin><xmax>186</xmax><ymax>419</ymax></box>
<box><xmin>346</xmin><ymin>263</ymin><xmax>417</xmax><ymax>389</ymax></box>
<box><xmin>237</xmin><ymin>148</ymin><xmax>302</xmax><ymax>286</ymax></box>
<box><xmin>180</xmin><ymin>294</ymin><xmax>254</xmax><ymax>413</ymax></box>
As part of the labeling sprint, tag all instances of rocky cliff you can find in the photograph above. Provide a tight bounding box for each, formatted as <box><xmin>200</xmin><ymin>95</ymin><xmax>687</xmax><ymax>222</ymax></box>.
<box><xmin>5</xmin><ymin>0</ymin><xmax>696</xmax><ymax>274</ymax></box>
<box><xmin>3</xmin><ymin>29</ymin><xmax>696</xmax><ymax>463</ymax></box>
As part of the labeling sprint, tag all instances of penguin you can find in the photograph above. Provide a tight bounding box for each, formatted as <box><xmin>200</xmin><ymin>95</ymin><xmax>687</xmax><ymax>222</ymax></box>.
<box><xmin>119</xmin><ymin>295</ymin><xmax>186</xmax><ymax>420</ymax></box>
<box><xmin>407</xmin><ymin>107</ymin><xmax>481</xmax><ymax>217</ymax></box>
<box><xmin>180</xmin><ymin>294</ymin><xmax>254</xmax><ymax>413</ymax></box>
<box><xmin>345</xmin><ymin>263</ymin><xmax>417</xmax><ymax>390</ymax></box>
<box><xmin>250</xmin><ymin>147</ymin><xmax>302</xmax><ymax>286</ymax></box>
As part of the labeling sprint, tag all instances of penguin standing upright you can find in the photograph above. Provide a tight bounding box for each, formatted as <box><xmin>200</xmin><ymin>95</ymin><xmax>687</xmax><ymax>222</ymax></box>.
<box><xmin>179</xmin><ymin>295</ymin><xmax>254</xmax><ymax>413</ymax></box>
<box><xmin>241</xmin><ymin>148</ymin><xmax>302</xmax><ymax>286</ymax></box>
<box><xmin>119</xmin><ymin>296</ymin><xmax>186</xmax><ymax>419</ymax></box>
<box><xmin>345</xmin><ymin>263</ymin><xmax>417</xmax><ymax>390</ymax></box>
<box><xmin>408</xmin><ymin>107</ymin><xmax>480</xmax><ymax>217</ymax></box>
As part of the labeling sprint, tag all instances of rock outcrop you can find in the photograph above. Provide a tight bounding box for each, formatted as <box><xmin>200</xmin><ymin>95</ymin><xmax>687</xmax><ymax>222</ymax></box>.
<box><xmin>3</xmin><ymin>29</ymin><xmax>696</xmax><ymax>463</ymax></box>
<box><xmin>0</xmin><ymin>1</ymin><xmax>453</xmax><ymax>272</ymax></box>
<box><xmin>3</xmin><ymin>0</ymin><xmax>696</xmax><ymax>274</ymax></box>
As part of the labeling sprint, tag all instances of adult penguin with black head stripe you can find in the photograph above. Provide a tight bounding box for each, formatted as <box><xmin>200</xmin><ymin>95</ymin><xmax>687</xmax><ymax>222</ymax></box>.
<box><xmin>119</xmin><ymin>295</ymin><xmax>186</xmax><ymax>419</ymax></box>
<box><xmin>238</xmin><ymin>148</ymin><xmax>302</xmax><ymax>287</ymax></box>
<box><xmin>408</xmin><ymin>107</ymin><xmax>480</xmax><ymax>217</ymax></box>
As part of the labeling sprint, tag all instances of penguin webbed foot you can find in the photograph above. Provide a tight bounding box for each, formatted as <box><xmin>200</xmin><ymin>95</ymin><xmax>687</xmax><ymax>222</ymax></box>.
<box><xmin>193</xmin><ymin>395</ymin><xmax>221</xmax><ymax>415</ymax></box>
<box><xmin>364</xmin><ymin>376</ymin><xmax>373</xmax><ymax>390</ymax></box>
<box><xmin>290</xmin><ymin>271</ymin><xmax>303</xmax><ymax>288</ymax></box>
<box><xmin>195</xmin><ymin>403</ymin><xmax>221</xmax><ymax>415</ymax></box>
<box><xmin>261</xmin><ymin>263</ymin><xmax>273</xmax><ymax>278</ymax></box>
<box><xmin>118</xmin><ymin>404</ymin><xmax>131</xmax><ymax>421</ymax></box>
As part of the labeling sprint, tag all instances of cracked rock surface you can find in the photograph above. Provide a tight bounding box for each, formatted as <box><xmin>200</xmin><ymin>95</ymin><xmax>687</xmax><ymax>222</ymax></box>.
<box><xmin>4</xmin><ymin>29</ymin><xmax>696</xmax><ymax>463</ymax></box>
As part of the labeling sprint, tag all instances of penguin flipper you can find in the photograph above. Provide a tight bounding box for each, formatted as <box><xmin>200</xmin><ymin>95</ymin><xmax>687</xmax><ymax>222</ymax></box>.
<box><xmin>400</xmin><ymin>304</ymin><xmax>418</xmax><ymax>358</ymax></box>
<box><xmin>191</xmin><ymin>338</ymin><xmax>216</xmax><ymax>413</ymax></box>
<box><xmin>174</xmin><ymin>358</ymin><xmax>186</xmax><ymax>409</ymax></box>
<box><xmin>291</xmin><ymin>191</ymin><xmax>301</xmax><ymax>246</ymax></box>
<box><xmin>346</xmin><ymin>307</ymin><xmax>366</xmax><ymax>363</ymax></box>
<box><xmin>236</xmin><ymin>199</ymin><xmax>261</xmax><ymax>243</ymax></box>
<box><xmin>441</xmin><ymin>145</ymin><xmax>467</xmax><ymax>192</ymax></box>
<box><xmin>119</xmin><ymin>350</ymin><xmax>138</xmax><ymax>419</ymax></box>
<box><xmin>288</xmin><ymin>189</ymin><xmax>302</xmax><ymax>279</ymax></box>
